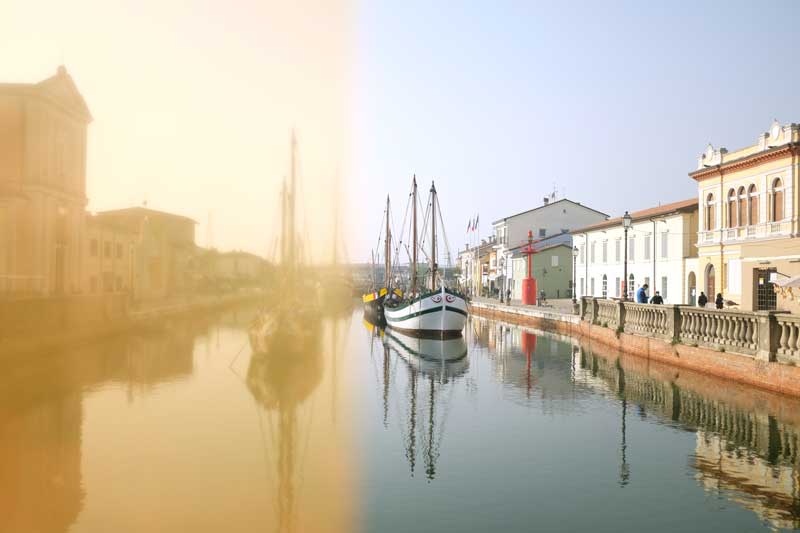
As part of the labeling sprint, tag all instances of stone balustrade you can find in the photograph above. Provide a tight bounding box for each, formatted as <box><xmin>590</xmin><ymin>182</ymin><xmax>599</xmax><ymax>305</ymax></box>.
<box><xmin>776</xmin><ymin>315</ymin><xmax>800</xmax><ymax>364</ymax></box>
<box><xmin>580</xmin><ymin>297</ymin><xmax>787</xmax><ymax>361</ymax></box>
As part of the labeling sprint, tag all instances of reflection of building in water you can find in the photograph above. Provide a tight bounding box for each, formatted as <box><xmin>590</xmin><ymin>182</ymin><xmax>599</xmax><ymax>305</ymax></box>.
<box><xmin>0</xmin><ymin>392</ymin><xmax>83</xmax><ymax>533</ymax></box>
<box><xmin>471</xmin><ymin>317</ymin><xmax>580</xmax><ymax>405</ymax></box>
<box><xmin>0</xmin><ymin>313</ymin><xmax>208</xmax><ymax>532</ymax></box>
<box><xmin>577</xmin><ymin>344</ymin><xmax>800</xmax><ymax>527</ymax></box>
<box><xmin>694</xmin><ymin>431</ymin><xmax>800</xmax><ymax>530</ymax></box>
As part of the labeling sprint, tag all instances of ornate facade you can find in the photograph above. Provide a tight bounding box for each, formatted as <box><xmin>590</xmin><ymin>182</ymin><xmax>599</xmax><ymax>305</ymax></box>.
<box><xmin>692</xmin><ymin>120</ymin><xmax>800</xmax><ymax>311</ymax></box>
<box><xmin>0</xmin><ymin>66</ymin><xmax>91</xmax><ymax>296</ymax></box>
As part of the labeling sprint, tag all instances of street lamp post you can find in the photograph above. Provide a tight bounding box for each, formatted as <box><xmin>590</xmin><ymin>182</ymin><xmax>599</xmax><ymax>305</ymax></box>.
<box><xmin>622</xmin><ymin>211</ymin><xmax>632</xmax><ymax>301</ymax></box>
<box><xmin>572</xmin><ymin>245</ymin><xmax>579</xmax><ymax>303</ymax></box>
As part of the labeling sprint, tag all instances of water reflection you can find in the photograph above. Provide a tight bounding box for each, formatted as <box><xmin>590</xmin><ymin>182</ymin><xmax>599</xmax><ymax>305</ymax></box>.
<box><xmin>0</xmin><ymin>315</ymin><xmax>210</xmax><ymax>533</ymax></box>
<box><xmin>577</xmin><ymin>339</ymin><xmax>800</xmax><ymax>529</ymax></box>
<box><xmin>366</xmin><ymin>321</ymin><xmax>468</xmax><ymax>481</ymax></box>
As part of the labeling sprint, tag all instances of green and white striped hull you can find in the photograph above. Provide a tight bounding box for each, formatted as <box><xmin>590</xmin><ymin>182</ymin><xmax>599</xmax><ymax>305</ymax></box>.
<box><xmin>384</xmin><ymin>287</ymin><xmax>468</xmax><ymax>338</ymax></box>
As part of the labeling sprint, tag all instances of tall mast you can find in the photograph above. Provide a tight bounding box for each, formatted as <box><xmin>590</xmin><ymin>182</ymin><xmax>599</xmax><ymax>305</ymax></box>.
<box><xmin>430</xmin><ymin>182</ymin><xmax>437</xmax><ymax>291</ymax></box>
<box><xmin>287</xmin><ymin>130</ymin><xmax>297</xmax><ymax>269</ymax></box>
<box><xmin>384</xmin><ymin>196</ymin><xmax>391</xmax><ymax>288</ymax></box>
<box><xmin>411</xmin><ymin>175</ymin><xmax>418</xmax><ymax>293</ymax></box>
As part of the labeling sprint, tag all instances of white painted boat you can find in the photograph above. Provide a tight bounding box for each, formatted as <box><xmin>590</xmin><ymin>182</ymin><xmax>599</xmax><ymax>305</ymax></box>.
<box><xmin>384</xmin><ymin>285</ymin><xmax>468</xmax><ymax>338</ymax></box>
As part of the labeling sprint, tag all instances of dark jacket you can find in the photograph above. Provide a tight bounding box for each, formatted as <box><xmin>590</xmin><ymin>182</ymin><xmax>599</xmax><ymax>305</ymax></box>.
<box><xmin>715</xmin><ymin>294</ymin><xmax>724</xmax><ymax>309</ymax></box>
<box><xmin>698</xmin><ymin>293</ymin><xmax>708</xmax><ymax>307</ymax></box>
<box><xmin>636</xmin><ymin>287</ymin><xmax>648</xmax><ymax>304</ymax></box>
<box><xmin>650</xmin><ymin>294</ymin><xmax>663</xmax><ymax>304</ymax></box>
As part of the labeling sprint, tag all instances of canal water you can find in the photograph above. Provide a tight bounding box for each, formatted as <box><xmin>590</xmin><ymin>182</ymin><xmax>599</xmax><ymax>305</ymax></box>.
<box><xmin>2</xmin><ymin>304</ymin><xmax>799</xmax><ymax>532</ymax></box>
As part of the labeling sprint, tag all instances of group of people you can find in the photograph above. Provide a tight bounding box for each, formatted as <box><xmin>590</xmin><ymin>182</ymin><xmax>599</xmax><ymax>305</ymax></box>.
<box><xmin>636</xmin><ymin>283</ymin><xmax>724</xmax><ymax>309</ymax></box>
<box><xmin>697</xmin><ymin>291</ymin><xmax>725</xmax><ymax>309</ymax></box>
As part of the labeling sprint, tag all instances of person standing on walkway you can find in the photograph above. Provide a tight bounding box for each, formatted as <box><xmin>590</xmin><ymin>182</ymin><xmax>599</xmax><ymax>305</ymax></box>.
<box><xmin>636</xmin><ymin>283</ymin><xmax>649</xmax><ymax>303</ymax></box>
<box><xmin>698</xmin><ymin>292</ymin><xmax>708</xmax><ymax>307</ymax></box>
<box><xmin>649</xmin><ymin>291</ymin><xmax>663</xmax><ymax>304</ymax></box>
<box><xmin>506</xmin><ymin>288</ymin><xmax>511</xmax><ymax>305</ymax></box>
<box><xmin>715</xmin><ymin>293</ymin><xmax>724</xmax><ymax>309</ymax></box>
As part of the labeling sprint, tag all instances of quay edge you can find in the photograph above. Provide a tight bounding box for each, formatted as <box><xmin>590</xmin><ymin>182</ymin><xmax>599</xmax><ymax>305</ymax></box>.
<box><xmin>469</xmin><ymin>300</ymin><xmax>800</xmax><ymax>399</ymax></box>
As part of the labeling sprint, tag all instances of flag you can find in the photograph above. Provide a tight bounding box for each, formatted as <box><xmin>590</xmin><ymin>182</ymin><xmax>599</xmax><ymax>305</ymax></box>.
<box><xmin>466</xmin><ymin>219</ymin><xmax>471</xmax><ymax>233</ymax></box>
<box><xmin>474</xmin><ymin>214</ymin><xmax>479</xmax><ymax>230</ymax></box>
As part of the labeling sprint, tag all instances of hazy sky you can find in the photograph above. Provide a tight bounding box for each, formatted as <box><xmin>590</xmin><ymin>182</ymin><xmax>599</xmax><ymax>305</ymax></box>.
<box><xmin>3</xmin><ymin>1</ymin><xmax>800</xmax><ymax>263</ymax></box>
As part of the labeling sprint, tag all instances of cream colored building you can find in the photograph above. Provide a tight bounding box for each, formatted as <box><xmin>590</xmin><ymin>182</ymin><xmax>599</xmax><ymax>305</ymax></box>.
<box><xmin>0</xmin><ymin>66</ymin><xmax>92</xmax><ymax>297</ymax></box>
<box><xmin>692</xmin><ymin>120</ymin><xmax>799</xmax><ymax>311</ymax></box>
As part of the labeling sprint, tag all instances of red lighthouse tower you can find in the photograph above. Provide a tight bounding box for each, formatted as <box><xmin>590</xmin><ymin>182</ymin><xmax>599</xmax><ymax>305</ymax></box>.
<box><xmin>521</xmin><ymin>230</ymin><xmax>538</xmax><ymax>305</ymax></box>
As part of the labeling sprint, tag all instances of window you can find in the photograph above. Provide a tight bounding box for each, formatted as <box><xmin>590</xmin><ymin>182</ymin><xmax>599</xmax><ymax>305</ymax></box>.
<box><xmin>644</xmin><ymin>276</ymin><xmax>650</xmax><ymax>289</ymax></box>
<box><xmin>579</xmin><ymin>245</ymin><xmax>585</xmax><ymax>264</ymax></box>
<box><xmin>644</xmin><ymin>234</ymin><xmax>651</xmax><ymax>261</ymax></box>
<box><xmin>590</xmin><ymin>278</ymin><xmax>595</xmax><ymax>296</ymax></box>
<box><xmin>602</xmin><ymin>241</ymin><xmax>608</xmax><ymax>263</ymax></box>
<box><xmin>116</xmin><ymin>243</ymin><xmax>123</xmax><ymax>259</ymax></box>
<box><xmin>628</xmin><ymin>274</ymin><xmax>635</xmax><ymax>299</ymax></box>
<box><xmin>615</xmin><ymin>239</ymin><xmax>621</xmax><ymax>262</ymax></box>
<box><xmin>727</xmin><ymin>188</ymin><xmax>737</xmax><ymax>228</ymax></box>
<box><xmin>737</xmin><ymin>187</ymin><xmax>747</xmax><ymax>228</ymax></box>
<box><xmin>90</xmin><ymin>239</ymin><xmax>98</xmax><ymax>257</ymax></box>
<box><xmin>580</xmin><ymin>278</ymin><xmax>585</xmax><ymax>297</ymax></box>
<box><xmin>725</xmin><ymin>259</ymin><xmax>741</xmax><ymax>293</ymax></box>
<box><xmin>116</xmin><ymin>276</ymin><xmax>123</xmax><ymax>290</ymax></box>
<box><xmin>103</xmin><ymin>241</ymin><xmax>111</xmax><ymax>258</ymax></box>
<box><xmin>748</xmin><ymin>184</ymin><xmax>758</xmax><ymax>225</ymax></box>
<box><xmin>660</xmin><ymin>232</ymin><xmax>668</xmax><ymax>258</ymax></box>
<box><xmin>661</xmin><ymin>276</ymin><xmax>668</xmax><ymax>301</ymax></box>
<box><xmin>771</xmin><ymin>178</ymin><xmax>785</xmax><ymax>222</ymax></box>
<box><xmin>705</xmin><ymin>193</ymin><xmax>716</xmax><ymax>230</ymax></box>
<box><xmin>551</xmin><ymin>255</ymin><xmax>559</xmax><ymax>267</ymax></box>
<box><xmin>539</xmin><ymin>228</ymin><xmax>546</xmax><ymax>238</ymax></box>
<box><xmin>590</xmin><ymin>242</ymin><xmax>596</xmax><ymax>263</ymax></box>
<box><xmin>90</xmin><ymin>276</ymin><xmax>97</xmax><ymax>292</ymax></box>
<box><xmin>102</xmin><ymin>272</ymin><xmax>113</xmax><ymax>292</ymax></box>
<box><xmin>629</xmin><ymin>237</ymin><xmax>635</xmax><ymax>262</ymax></box>
<box><xmin>615</xmin><ymin>277</ymin><xmax>620</xmax><ymax>297</ymax></box>
<box><xmin>602</xmin><ymin>274</ymin><xmax>608</xmax><ymax>298</ymax></box>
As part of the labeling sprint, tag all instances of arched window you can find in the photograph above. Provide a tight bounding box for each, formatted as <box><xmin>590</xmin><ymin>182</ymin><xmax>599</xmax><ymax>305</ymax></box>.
<box><xmin>747</xmin><ymin>184</ymin><xmax>758</xmax><ymax>225</ymax></box>
<box><xmin>628</xmin><ymin>273</ymin><xmax>635</xmax><ymax>300</ymax></box>
<box><xmin>727</xmin><ymin>188</ymin><xmax>737</xmax><ymax>228</ymax></box>
<box><xmin>705</xmin><ymin>193</ymin><xmax>716</xmax><ymax>230</ymax></box>
<box><xmin>602</xmin><ymin>274</ymin><xmax>607</xmax><ymax>298</ymax></box>
<box><xmin>771</xmin><ymin>178</ymin><xmax>785</xmax><ymax>222</ymax></box>
<box><xmin>737</xmin><ymin>186</ymin><xmax>747</xmax><ymax>228</ymax></box>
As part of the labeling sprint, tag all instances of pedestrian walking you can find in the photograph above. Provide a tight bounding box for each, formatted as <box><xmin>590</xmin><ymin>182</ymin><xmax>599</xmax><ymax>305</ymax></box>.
<box><xmin>698</xmin><ymin>292</ymin><xmax>708</xmax><ymax>307</ymax></box>
<box><xmin>506</xmin><ymin>288</ymin><xmax>511</xmax><ymax>305</ymax></box>
<box><xmin>636</xmin><ymin>283</ymin><xmax>649</xmax><ymax>304</ymax></box>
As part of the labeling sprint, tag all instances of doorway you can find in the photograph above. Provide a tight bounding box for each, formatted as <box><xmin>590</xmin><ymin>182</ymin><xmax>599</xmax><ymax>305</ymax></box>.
<box><xmin>705</xmin><ymin>264</ymin><xmax>715</xmax><ymax>298</ymax></box>
<box><xmin>754</xmin><ymin>268</ymin><xmax>777</xmax><ymax>311</ymax></box>
<box><xmin>687</xmin><ymin>271</ymin><xmax>696</xmax><ymax>306</ymax></box>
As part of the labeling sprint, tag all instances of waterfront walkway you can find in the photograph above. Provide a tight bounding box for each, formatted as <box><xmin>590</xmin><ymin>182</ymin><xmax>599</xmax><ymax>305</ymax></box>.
<box><xmin>471</xmin><ymin>296</ymin><xmax>577</xmax><ymax>316</ymax></box>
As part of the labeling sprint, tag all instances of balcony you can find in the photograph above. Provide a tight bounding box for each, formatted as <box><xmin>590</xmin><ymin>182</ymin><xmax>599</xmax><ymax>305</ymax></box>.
<box><xmin>699</xmin><ymin>220</ymin><xmax>791</xmax><ymax>246</ymax></box>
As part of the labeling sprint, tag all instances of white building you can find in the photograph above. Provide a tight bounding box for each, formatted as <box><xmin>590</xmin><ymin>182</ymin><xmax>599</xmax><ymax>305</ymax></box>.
<box><xmin>492</xmin><ymin>197</ymin><xmax>608</xmax><ymax>298</ymax></box>
<box><xmin>572</xmin><ymin>198</ymin><xmax>698</xmax><ymax>304</ymax></box>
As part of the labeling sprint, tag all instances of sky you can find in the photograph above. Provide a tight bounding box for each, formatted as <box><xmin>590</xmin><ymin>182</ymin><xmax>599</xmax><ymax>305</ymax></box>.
<box><xmin>2</xmin><ymin>0</ymin><xmax>800</xmax><ymax>263</ymax></box>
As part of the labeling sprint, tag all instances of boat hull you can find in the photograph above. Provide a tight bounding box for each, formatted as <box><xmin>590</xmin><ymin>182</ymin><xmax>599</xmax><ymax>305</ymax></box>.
<box><xmin>384</xmin><ymin>328</ymin><xmax>469</xmax><ymax>379</ymax></box>
<box><xmin>384</xmin><ymin>289</ymin><xmax>468</xmax><ymax>338</ymax></box>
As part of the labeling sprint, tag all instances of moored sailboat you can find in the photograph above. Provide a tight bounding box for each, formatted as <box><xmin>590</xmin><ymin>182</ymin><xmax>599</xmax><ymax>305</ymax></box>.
<box><xmin>362</xmin><ymin>196</ymin><xmax>401</xmax><ymax>324</ymax></box>
<box><xmin>384</xmin><ymin>179</ymin><xmax>468</xmax><ymax>338</ymax></box>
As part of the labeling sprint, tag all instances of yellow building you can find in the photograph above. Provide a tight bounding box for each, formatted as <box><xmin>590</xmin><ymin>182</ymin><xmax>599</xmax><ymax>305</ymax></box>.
<box><xmin>691</xmin><ymin>120</ymin><xmax>799</xmax><ymax>311</ymax></box>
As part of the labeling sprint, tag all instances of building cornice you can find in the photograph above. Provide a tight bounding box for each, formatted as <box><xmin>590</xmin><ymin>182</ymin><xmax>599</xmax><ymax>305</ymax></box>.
<box><xmin>689</xmin><ymin>143</ymin><xmax>798</xmax><ymax>181</ymax></box>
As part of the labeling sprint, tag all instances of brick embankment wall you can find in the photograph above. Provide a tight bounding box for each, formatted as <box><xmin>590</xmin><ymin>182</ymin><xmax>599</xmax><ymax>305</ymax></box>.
<box><xmin>470</xmin><ymin>302</ymin><xmax>800</xmax><ymax>398</ymax></box>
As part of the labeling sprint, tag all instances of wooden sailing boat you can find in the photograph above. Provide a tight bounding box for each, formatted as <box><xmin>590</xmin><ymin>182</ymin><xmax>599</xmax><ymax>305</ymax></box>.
<box><xmin>249</xmin><ymin>131</ymin><xmax>320</xmax><ymax>354</ymax></box>
<box><xmin>384</xmin><ymin>179</ymin><xmax>468</xmax><ymax>338</ymax></box>
<box><xmin>362</xmin><ymin>196</ymin><xmax>401</xmax><ymax>324</ymax></box>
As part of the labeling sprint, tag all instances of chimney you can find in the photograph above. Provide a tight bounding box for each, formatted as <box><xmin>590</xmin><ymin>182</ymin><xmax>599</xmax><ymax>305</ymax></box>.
<box><xmin>543</xmin><ymin>197</ymin><xmax>550</xmax><ymax>206</ymax></box>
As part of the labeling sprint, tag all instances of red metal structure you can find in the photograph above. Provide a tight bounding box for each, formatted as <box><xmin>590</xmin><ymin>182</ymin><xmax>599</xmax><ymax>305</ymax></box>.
<box><xmin>521</xmin><ymin>230</ymin><xmax>538</xmax><ymax>305</ymax></box>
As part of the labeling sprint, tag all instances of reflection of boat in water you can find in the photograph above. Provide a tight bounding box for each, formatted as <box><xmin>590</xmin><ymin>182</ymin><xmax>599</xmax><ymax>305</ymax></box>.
<box><xmin>370</xmin><ymin>320</ymin><xmax>469</xmax><ymax>480</ymax></box>
<box><xmin>384</xmin><ymin>328</ymin><xmax>468</xmax><ymax>379</ymax></box>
